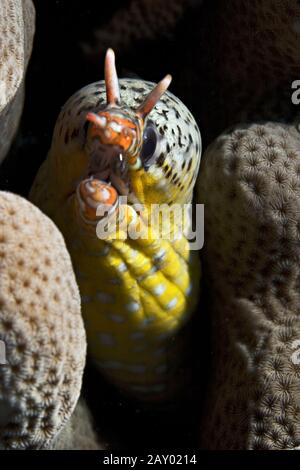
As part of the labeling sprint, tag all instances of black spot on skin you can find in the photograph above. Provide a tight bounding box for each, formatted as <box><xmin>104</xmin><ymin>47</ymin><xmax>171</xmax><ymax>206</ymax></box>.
<box><xmin>177</xmin><ymin>125</ymin><xmax>184</xmax><ymax>148</ymax></box>
<box><xmin>131</xmin><ymin>87</ymin><xmax>146</xmax><ymax>93</ymax></box>
<box><xmin>186</xmin><ymin>135</ymin><xmax>193</xmax><ymax>154</ymax></box>
<box><xmin>83</xmin><ymin>121</ymin><xmax>89</xmax><ymax>142</ymax></box>
<box><xmin>157</xmin><ymin>153</ymin><xmax>165</xmax><ymax>167</ymax></box>
<box><xmin>166</xmin><ymin>168</ymin><xmax>172</xmax><ymax>178</ymax></box>
<box><xmin>181</xmin><ymin>160</ymin><xmax>186</xmax><ymax>170</ymax></box>
<box><xmin>171</xmin><ymin>173</ymin><xmax>178</xmax><ymax>182</ymax></box>
<box><xmin>187</xmin><ymin>159</ymin><xmax>193</xmax><ymax>172</ymax></box>
<box><xmin>175</xmin><ymin>109</ymin><xmax>180</xmax><ymax>119</ymax></box>
<box><xmin>159</xmin><ymin>127</ymin><xmax>164</xmax><ymax>136</ymax></box>
<box><xmin>121</xmin><ymin>85</ymin><xmax>127</xmax><ymax>90</ymax></box>
<box><xmin>166</xmin><ymin>143</ymin><xmax>171</xmax><ymax>153</ymax></box>
<box><xmin>77</xmin><ymin>106</ymin><xmax>91</xmax><ymax>117</ymax></box>
<box><xmin>162</xmin><ymin>164</ymin><xmax>169</xmax><ymax>174</ymax></box>
<box><xmin>71</xmin><ymin>128</ymin><xmax>79</xmax><ymax>140</ymax></box>
<box><xmin>74</xmin><ymin>96</ymin><xmax>85</xmax><ymax>107</ymax></box>
<box><xmin>195</xmin><ymin>143</ymin><xmax>199</xmax><ymax>154</ymax></box>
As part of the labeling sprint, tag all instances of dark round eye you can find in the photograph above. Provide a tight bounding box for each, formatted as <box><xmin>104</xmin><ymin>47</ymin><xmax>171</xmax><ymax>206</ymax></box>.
<box><xmin>140</xmin><ymin>125</ymin><xmax>159</xmax><ymax>164</ymax></box>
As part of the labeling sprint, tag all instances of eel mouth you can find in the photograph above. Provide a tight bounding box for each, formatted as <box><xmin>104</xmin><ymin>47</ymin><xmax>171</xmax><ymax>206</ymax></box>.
<box><xmin>86</xmin><ymin>143</ymin><xmax>130</xmax><ymax>198</ymax></box>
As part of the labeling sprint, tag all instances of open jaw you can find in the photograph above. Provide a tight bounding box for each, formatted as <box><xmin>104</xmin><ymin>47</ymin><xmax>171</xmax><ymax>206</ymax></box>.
<box><xmin>86</xmin><ymin>141</ymin><xmax>130</xmax><ymax>198</ymax></box>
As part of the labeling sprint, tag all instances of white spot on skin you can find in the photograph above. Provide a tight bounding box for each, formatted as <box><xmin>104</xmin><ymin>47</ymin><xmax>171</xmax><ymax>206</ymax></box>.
<box><xmin>166</xmin><ymin>297</ymin><xmax>178</xmax><ymax>310</ymax></box>
<box><xmin>104</xmin><ymin>129</ymin><xmax>111</xmax><ymax>139</ymax></box>
<box><xmin>96</xmin><ymin>292</ymin><xmax>115</xmax><ymax>303</ymax></box>
<box><xmin>98</xmin><ymin>333</ymin><xmax>115</xmax><ymax>346</ymax></box>
<box><xmin>117</xmin><ymin>262</ymin><xmax>127</xmax><ymax>272</ymax></box>
<box><xmin>126</xmin><ymin>301</ymin><xmax>140</xmax><ymax>312</ymax></box>
<box><xmin>95</xmin><ymin>116</ymin><xmax>107</xmax><ymax>127</ymax></box>
<box><xmin>154</xmin><ymin>249</ymin><xmax>166</xmax><ymax>262</ymax></box>
<box><xmin>129</xmin><ymin>249</ymin><xmax>138</xmax><ymax>259</ymax></box>
<box><xmin>110</xmin><ymin>121</ymin><xmax>123</xmax><ymax>133</ymax></box>
<box><xmin>155</xmin><ymin>175</ymin><xmax>168</xmax><ymax>190</ymax></box>
<box><xmin>152</xmin><ymin>283</ymin><xmax>166</xmax><ymax>296</ymax></box>
<box><xmin>100</xmin><ymin>187</ymin><xmax>111</xmax><ymax>201</ymax></box>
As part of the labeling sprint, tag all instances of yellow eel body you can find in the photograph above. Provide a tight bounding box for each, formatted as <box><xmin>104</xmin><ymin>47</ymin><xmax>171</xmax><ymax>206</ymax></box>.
<box><xmin>30</xmin><ymin>50</ymin><xmax>201</xmax><ymax>401</ymax></box>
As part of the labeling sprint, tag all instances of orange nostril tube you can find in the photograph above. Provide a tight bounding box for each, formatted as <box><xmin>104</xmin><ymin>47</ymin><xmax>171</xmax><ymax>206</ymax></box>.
<box><xmin>77</xmin><ymin>178</ymin><xmax>119</xmax><ymax>223</ymax></box>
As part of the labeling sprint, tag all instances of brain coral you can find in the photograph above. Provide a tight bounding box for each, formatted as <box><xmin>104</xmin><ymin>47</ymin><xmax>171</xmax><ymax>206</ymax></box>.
<box><xmin>197</xmin><ymin>121</ymin><xmax>300</xmax><ymax>449</ymax></box>
<box><xmin>0</xmin><ymin>0</ymin><xmax>35</xmax><ymax>163</ymax></box>
<box><xmin>0</xmin><ymin>192</ymin><xmax>86</xmax><ymax>449</ymax></box>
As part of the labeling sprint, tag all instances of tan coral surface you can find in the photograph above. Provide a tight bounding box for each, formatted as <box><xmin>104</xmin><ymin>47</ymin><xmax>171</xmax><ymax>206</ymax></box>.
<box><xmin>0</xmin><ymin>0</ymin><xmax>35</xmax><ymax>163</ymax></box>
<box><xmin>0</xmin><ymin>192</ymin><xmax>86</xmax><ymax>449</ymax></box>
<box><xmin>198</xmin><ymin>122</ymin><xmax>300</xmax><ymax>449</ymax></box>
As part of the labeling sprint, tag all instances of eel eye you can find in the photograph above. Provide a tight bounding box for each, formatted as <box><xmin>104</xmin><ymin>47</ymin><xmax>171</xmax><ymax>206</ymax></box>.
<box><xmin>140</xmin><ymin>125</ymin><xmax>159</xmax><ymax>165</ymax></box>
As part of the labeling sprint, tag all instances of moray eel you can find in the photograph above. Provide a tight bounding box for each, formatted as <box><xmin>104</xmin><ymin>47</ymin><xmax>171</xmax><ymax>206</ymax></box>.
<box><xmin>30</xmin><ymin>49</ymin><xmax>201</xmax><ymax>401</ymax></box>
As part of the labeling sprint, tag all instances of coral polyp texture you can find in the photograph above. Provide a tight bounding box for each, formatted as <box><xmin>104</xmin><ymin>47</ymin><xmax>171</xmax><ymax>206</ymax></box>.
<box><xmin>0</xmin><ymin>192</ymin><xmax>86</xmax><ymax>449</ymax></box>
<box><xmin>197</xmin><ymin>122</ymin><xmax>300</xmax><ymax>449</ymax></box>
<box><xmin>0</xmin><ymin>0</ymin><xmax>35</xmax><ymax>163</ymax></box>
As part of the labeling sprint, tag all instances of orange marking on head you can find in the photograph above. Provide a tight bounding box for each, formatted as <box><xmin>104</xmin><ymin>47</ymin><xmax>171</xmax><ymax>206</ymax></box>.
<box><xmin>87</xmin><ymin>111</ymin><xmax>140</xmax><ymax>153</ymax></box>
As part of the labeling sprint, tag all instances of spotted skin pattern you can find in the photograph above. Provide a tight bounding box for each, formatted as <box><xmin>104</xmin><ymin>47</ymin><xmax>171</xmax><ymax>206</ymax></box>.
<box><xmin>30</xmin><ymin>77</ymin><xmax>201</xmax><ymax>400</ymax></box>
